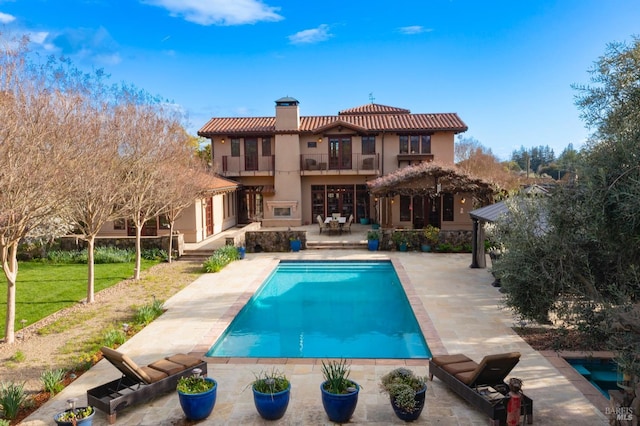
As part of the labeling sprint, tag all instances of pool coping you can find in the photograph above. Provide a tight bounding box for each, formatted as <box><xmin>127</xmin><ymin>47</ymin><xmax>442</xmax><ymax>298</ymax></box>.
<box><xmin>540</xmin><ymin>350</ymin><xmax>614</xmax><ymax>414</ymax></box>
<box><xmin>193</xmin><ymin>255</ymin><xmax>445</xmax><ymax>365</ymax></box>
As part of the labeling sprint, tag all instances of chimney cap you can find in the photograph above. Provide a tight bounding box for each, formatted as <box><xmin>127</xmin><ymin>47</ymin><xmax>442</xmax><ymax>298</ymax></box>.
<box><xmin>275</xmin><ymin>96</ymin><xmax>299</xmax><ymax>106</ymax></box>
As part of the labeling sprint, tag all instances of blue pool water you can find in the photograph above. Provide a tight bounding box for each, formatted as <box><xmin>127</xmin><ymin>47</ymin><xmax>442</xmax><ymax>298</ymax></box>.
<box><xmin>566</xmin><ymin>358</ymin><xmax>618</xmax><ymax>399</ymax></box>
<box><xmin>207</xmin><ymin>260</ymin><xmax>431</xmax><ymax>358</ymax></box>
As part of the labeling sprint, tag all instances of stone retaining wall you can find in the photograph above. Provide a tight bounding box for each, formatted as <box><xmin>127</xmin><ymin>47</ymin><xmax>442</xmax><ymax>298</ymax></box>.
<box><xmin>245</xmin><ymin>230</ymin><xmax>307</xmax><ymax>253</ymax></box>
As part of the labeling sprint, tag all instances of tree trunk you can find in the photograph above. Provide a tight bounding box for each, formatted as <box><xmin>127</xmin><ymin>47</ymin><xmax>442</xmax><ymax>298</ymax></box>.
<box><xmin>86</xmin><ymin>236</ymin><xmax>96</xmax><ymax>303</ymax></box>
<box><xmin>168</xmin><ymin>222</ymin><xmax>175</xmax><ymax>263</ymax></box>
<box><xmin>134</xmin><ymin>223</ymin><xmax>142</xmax><ymax>280</ymax></box>
<box><xmin>3</xmin><ymin>244</ymin><xmax>19</xmax><ymax>344</ymax></box>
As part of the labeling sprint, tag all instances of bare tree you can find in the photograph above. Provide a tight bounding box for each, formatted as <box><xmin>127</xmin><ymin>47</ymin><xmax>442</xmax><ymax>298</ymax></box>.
<box><xmin>115</xmin><ymin>92</ymin><xmax>193</xmax><ymax>279</ymax></box>
<box><xmin>157</xmin><ymin>146</ymin><xmax>213</xmax><ymax>263</ymax></box>
<box><xmin>62</xmin><ymin>94</ymin><xmax>127</xmax><ymax>303</ymax></box>
<box><xmin>0</xmin><ymin>38</ymin><xmax>72</xmax><ymax>343</ymax></box>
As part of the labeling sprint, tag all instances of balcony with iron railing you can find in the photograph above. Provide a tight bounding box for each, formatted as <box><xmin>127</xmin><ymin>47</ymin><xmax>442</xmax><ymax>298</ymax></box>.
<box><xmin>300</xmin><ymin>153</ymin><xmax>380</xmax><ymax>175</ymax></box>
<box><xmin>221</xmin><ymin>155</ymin><xmax>275</xmax><ymax>176</ymax></box>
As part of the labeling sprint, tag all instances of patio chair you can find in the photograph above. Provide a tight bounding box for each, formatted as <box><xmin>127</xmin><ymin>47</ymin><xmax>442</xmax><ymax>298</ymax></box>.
<box><xmin>429</xmin><ymin>352</ymin><xmax>533</xmax><ymax>425</ymax></box>
<box><xmin>343</xmin><ymin>214</ymin><xmax>353</xmax><ymax>234</ymax></box>
<box><xmin>87</xmin><ymin>346</ymin><xmax>207</xmax><ymax>424</ymax></box>
<box><xmin>317</xmin><ymin>214</ymin><xmax>327</xmax><ymax>234</ymax></box>
<box><xmin>329</xmin><ymin>219</ymin><xmax>341</xmax><ymax>235</ymax></box>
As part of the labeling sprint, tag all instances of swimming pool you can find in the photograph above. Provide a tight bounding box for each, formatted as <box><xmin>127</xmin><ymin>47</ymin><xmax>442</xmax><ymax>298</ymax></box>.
<box><xmin>207</xmin><ymin>260</ymin><xmax>431</xmax><ymax>358</ymax></box>
<box><xmin>566</xmin><ymin>358</ymin><xmax>618</xmax><ymax>399</ymax></box>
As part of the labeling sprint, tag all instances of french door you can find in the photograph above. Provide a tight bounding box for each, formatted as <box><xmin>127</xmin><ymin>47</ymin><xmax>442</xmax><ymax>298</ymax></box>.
<box><xmin>245</xmin><ymin>138</ymin><xmax>258</xmax><ymax>171</ymax></box>
<box><xmin>328</xmin><ymin>136</ymin><xmax>352</xmax><ymax>169</ymax></box>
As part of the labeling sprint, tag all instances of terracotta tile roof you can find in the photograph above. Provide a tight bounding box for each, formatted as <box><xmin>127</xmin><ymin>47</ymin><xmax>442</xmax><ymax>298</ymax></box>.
<box><xmin>339</xmin><ymin>103</ymin><xmax>410</xmax><ymax>115</ymax></box>
<box><xmin>198</xmin><ymin>103</ymin><xmax>467</xmax><ymax>136</ymax></box>
<box><xmin>202</xmin><ymin>174</ymin><xmax>240</xmax><ymax>194</ymax></box>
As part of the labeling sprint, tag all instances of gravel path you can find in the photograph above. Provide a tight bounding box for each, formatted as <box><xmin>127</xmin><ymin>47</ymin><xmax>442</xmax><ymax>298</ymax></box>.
<box><xmin>0</xmin><ymin>260</ymin><xmax>203</xmax><ymax>395</ymax></box>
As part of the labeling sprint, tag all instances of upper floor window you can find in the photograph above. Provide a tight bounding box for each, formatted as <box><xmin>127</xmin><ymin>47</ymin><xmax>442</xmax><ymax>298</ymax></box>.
<box><xmin>262</xmin><ymin>137</ymin><xmax>271</xmax><ymax>156</ymax></box>
<box><xmin>362</xmin><ymin>136</ymin><xmax>375</xmax><ymax>155</ymax></box>
<box><xmin>231</xmin><ymin>138</ymin><xmax>240</xmax><ymax>157</ymax></box>
<box><xmin>399</xmin><ymin>135</ymin><xmax>431</xmax><ymax>154</ymax></box>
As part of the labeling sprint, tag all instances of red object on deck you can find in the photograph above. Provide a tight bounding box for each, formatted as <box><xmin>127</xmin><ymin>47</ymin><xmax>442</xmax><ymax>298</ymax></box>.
<box><xmin>506</xmin><ymin>391</ymin><xmax>522</xmax><ymax>426</ymax></box>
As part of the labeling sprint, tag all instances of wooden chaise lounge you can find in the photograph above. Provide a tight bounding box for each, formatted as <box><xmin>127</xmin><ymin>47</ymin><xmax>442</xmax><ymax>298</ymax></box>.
<box><xmin>87</xmin><ymin>346</ymin><xmax>207</xmax><ymax>424</ymax></box>
<box><xmin>429</xmin><ymin>352</ymin><xmax>533</xmax><ymax>426</ymax></box>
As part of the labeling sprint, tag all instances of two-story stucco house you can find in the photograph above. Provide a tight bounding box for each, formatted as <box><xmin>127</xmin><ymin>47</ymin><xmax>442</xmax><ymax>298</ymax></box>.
<box><xmin>198</xmin><ymin>97</ymin><xmax>478</xmax><ymax>231</ymax></box>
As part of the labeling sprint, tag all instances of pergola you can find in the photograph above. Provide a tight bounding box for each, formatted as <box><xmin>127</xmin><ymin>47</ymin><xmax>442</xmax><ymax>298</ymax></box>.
<box><xmin>367</xmin><ymin>161</ymin><xmax>496</xmax><ymax>229</ymax></box>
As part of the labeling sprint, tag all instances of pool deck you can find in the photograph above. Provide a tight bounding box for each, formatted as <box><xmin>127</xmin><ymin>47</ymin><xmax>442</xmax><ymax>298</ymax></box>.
<box><xmin>22</xmin><ymin>225</ymin><xmax>609</xmax><ymax>425</ymax></box>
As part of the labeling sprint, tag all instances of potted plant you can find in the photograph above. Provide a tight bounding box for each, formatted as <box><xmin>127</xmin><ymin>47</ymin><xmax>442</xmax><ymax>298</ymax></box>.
<box><xmin>320</xmin><ymin>359</ymin><xmax>360</xmax><ymax>423</ymax></box>
<box><xmin>250</xmin><ymin>368</ymin><xmax>291</xmax><ymax>420</ymax></box>
<box><xmin>289</xmin><ymin>236</ymin><xmax>301</xmax><ymax>252</ymax></box>
<box><xmin>54</xmin><ymin>399</ymin><xmax>95</xmax><ymax>426</ymax></box>
<box><xmin>392</xmin><ymin>231</ymin><xmax>409</xmax><ymax>252</ymax></box>
<box><xmin>367</xmin><ymin>230</ymin><xmax>380</xmax><ymax>251</ymax></box>
<box><xmin>421</xmin><ymin>225</ymin><xmax>440</xmax><ymax>252</ymax></box>
<box><xmin>177</xmin><ymin>368</ymin><xmax>217</xmax><ymax>421</ymax></box>
<box><xmin>379</xmin><ymin>367</ymin><xmax>428</xmax><ymax>422</ymax></box>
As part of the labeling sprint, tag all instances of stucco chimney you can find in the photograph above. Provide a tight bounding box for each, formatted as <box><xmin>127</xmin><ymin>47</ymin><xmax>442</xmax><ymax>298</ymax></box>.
<box><xmin>275</xmin><ymin>97</ymin><xmax>300</xmax><ymax>131</ymax></box>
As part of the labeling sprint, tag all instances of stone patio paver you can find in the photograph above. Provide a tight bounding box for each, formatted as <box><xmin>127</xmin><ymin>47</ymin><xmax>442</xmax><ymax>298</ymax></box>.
<box><xmin>22</xmin><ymin>226</ymin><xmax>608</xmax><ymax>425</ymax></box>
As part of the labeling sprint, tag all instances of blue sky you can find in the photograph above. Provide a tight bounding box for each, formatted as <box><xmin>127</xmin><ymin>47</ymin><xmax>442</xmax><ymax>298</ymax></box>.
<box><xmin>1</xmin><ymin>0</ymin><xmax>638</xmax><ymax>160</ymax></box>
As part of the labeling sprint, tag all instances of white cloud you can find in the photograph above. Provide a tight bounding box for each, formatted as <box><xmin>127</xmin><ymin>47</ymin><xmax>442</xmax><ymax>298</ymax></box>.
<box><xmin>0</xmin><ymin>11</ymin><xmax>16</xmax><ymax>23</ymax></box>
<box><xmin>288</xmin><ymin>24</ymin><xmax>332</xmax><ymax>45</ymax></box>
<box><xmin>398</xmin><ymin>25</ymin><xmax>433</xmax><ymax>35</ymax></box>
<box><xmin>142</xmin><ymin>0</ymin><xmax>283</xmax><ymax>26</ymax></box>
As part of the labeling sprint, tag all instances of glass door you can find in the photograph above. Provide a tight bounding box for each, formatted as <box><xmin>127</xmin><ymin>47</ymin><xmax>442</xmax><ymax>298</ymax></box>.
<box><xmin>329</xmin><ymin>137</ymin><xmax>352</xmax><ymax>170</ymax></box>
<box><xmin>245</xmin><ymin>138</ymin><xmax>258</xmax><ymax>171</ymax></box>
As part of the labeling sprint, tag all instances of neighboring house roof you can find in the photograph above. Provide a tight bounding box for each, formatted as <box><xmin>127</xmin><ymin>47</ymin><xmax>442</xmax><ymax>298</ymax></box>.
<box><xmin>469</xmin><ymin>201</ymin><xmax>509</xmax><ymax>223</ymax></box>
<box><xmin>198</xmin><ymin>103</ymin><xmax>467</xmax><ymax>136</ymax></box>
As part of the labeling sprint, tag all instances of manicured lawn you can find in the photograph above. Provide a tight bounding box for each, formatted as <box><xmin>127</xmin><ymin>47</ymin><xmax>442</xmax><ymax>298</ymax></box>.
<box><xmin>0</xmin><ymin>260</ymin><xmax>158</xmax><ymax>339</ymax></box>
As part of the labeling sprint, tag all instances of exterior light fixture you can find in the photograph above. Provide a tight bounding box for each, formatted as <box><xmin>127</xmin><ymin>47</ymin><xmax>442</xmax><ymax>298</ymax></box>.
<box><xmin>221</xmin><ymin>138</ymin><xmax>225</xmax><ymax>144</ymax></box>
<box><xmin>317</xmin><ymin>137</ymin><xmax>322</xmax><ymax>143</ymax></box>
<box><xmin>461</xmin><ymin>197</ymin><xmax>466</xmax><ymax>204</ymax></box>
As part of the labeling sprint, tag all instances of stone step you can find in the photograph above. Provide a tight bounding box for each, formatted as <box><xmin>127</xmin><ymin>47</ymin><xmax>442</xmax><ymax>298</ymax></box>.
<box><xmin>306</xmin><ymin>241</ymin><xmax>367</xmax><ymax>250</ymax></box>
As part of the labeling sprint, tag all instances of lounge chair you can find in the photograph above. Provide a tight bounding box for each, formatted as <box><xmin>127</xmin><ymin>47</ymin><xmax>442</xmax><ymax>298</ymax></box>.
<box><xmin>429</xmin><ymin>352</ymin><xmax>533</xmax><ymax>426</ymax></box>
<box><xmin>87</xmin><ymin>346</ymin><xmax>207</xmax><ymax>424</ymax></box>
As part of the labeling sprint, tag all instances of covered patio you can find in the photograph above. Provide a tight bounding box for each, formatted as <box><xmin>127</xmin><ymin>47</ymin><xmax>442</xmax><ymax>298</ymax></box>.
<box><xmin>367</xmin><ymin>161</ymin><xmax>495</xmax><ymax>230</ymax></box>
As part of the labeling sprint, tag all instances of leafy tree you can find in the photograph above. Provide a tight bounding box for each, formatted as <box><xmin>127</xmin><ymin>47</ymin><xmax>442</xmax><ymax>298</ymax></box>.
<box><xmin>510</xmin><ymin>145</ymin><xmax>556</xmax><ymax>175</ymax></box>
<box><xmin>492</xmin><ymin>37</ymin><xmax>640</xmax><ymax>369</ymax></box>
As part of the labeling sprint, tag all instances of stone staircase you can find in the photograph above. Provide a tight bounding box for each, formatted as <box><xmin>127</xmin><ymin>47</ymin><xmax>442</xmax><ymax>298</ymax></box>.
<box><xmin>306</xmin><ymin>240</ymin><xmax>368</xmax><ymax>250</ymax></box>
<box><xmin>179</xmin><ymin>250</ymin><xmax>213</xmax><ymax>262</ymax></box>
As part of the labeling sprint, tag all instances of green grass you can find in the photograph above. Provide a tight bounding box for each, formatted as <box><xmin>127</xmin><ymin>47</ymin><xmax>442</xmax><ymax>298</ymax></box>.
<box><xmin>0</xmin><ymin>260</ymin><xmax>158</xmax><ymax>339</ymax></box>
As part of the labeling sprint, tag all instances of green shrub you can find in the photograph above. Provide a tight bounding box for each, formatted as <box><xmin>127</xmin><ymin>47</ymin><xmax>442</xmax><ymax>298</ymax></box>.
<box><xmin>93</xmin><ymin>247</ymin><xmax>135</xmax><ymax>264</ymax></box>
<box><xmin>102</xmin><ymin>328</ymin><xmax>127</xmax><ymax>347</ymax></box>
<box><xmin>0</xmin><ymin>418</ymin><xmax>11</xmax><ymax>426</ymax></box>
<box><xmin>202</xmin><ymin>245</ymin><xmax>239</xmax><ymax>273</ymax></box>
<box><xmin>10</xmin><ymin>351</ymin><xmax>25</xmax><ymax>363</ymax></box>
<box><xmin>40</xmin><ymin>368</ymin><xmax>66</xmax><ymax>395</ymax></box>
<box><xmin>134</xmin><ymin>299</ymin><xmax>165</xmax><ymax>325</ymax></box>
<box><xmin>0</xmin><ymin>381</ymin><xmax>27</xmax><ymax>420</ymax></box>
<box><xmin>44</xmin><ymin>247</ymin><xmax>136</xmax><ymax>264</ymax></box>
<box><xmin>141</xmin><ymin>248</ymin><xmax>168</xmax><ymax>261</ymax></box>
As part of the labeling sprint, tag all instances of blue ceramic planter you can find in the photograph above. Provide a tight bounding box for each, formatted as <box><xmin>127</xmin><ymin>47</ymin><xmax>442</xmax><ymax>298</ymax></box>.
<box><xmin>54</xmin><ymin>407</ymin><xmax>95</xmax><ymax>426</ymax></box>
<box><xmin>367</xmin><ymin>239</ymin><xmax>379</xmax><ymax>251</ymax></box>
<box><xmin>391</xmin><ymin>385</ymin><xmax>427</xmax><ymax>422</ymax></box>
<box><xmin>320</xmin><ymin>381</ymin><xmax>359</xmax><ymax>423</ymax></box>
<box><xmin>178</xmin><ymin>378</ymin><xmax>217</xmax><ymax>421</ymax></box>
<box><xmin>290</xmin><ymin>239</ymin><xmax>301</xmax><ymax>252</ymax></box>
<box><xmin>253</xmin><ymin>383</ymin><xmax>291</xmax><ymax>420</ymax></box>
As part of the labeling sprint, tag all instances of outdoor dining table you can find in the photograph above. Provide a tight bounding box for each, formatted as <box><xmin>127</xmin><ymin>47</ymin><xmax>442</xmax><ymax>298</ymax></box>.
<box><xmin>324</xmin><ymin>216</ymin><xmax>346</xmax><ymax>234</ymax></box>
